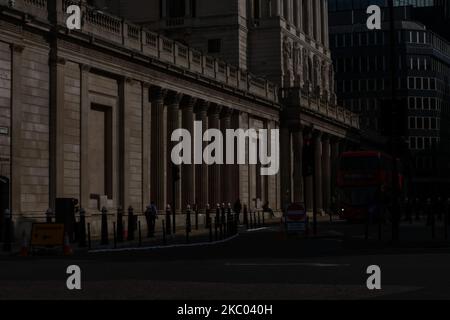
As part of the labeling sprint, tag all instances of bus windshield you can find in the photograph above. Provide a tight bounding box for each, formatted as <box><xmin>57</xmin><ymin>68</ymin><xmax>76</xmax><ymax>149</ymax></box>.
<box><xmin>340</xmin><ymin>187</ymin><xmax>378</xmax><ymax>206</ymax></box>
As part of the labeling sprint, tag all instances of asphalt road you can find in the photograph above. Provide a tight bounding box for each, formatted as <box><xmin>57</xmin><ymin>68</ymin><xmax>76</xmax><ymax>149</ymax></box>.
<box><xmin>0</xmin><ymin>222</ymin><xmax>449</xmax><ymax>300</ymax></box>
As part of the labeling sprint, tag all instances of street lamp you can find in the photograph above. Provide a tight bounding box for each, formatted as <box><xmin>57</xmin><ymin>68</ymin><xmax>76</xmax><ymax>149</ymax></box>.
<box><xmin>388</xmin><ymin>0</ymin><xmax>401</xmax><ymax>241</ymax></box>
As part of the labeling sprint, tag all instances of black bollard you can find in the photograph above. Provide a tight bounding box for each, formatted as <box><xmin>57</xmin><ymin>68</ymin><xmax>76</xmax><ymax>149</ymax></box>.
<box><xmin>244</xmin><ymin>205</ymin><xmax>249</xmax><ymax>230</ymax></box>
<box><xmin>415</xmin><ymin>198</ymin><xmax>420</xmax><ymax>221</ymax></box>
<box><xmin>127</xmin><ymin>206</ymin><xmax>135</xmax><ymax>241</ymax></box>
<box><xmin>101</xmin><ymin>207</ymin><xmax>109</xmax><ymax>245</ymax></box>
<box><xmin>186</xmin><ymin>205</ymin><xmax>192</xmax><ymax>243</ymax></box>
<box><xmin>2</xmin><ymin>209</ymin><xmax>12</xmax><ymax>252</ymax></box>
<box><xmin>257</xmin><ymin>211</ymin><xmax>261</xmax><ymax>227</ymax></box>
<box><xmin>426</xmin><ymin>199</ymin><xmax>431</xmax><ymax>227</ymax></box>
<box><xmin>138</xmin><ymin>220</ymin><xmax>142</xmax><ymax>247</ymax></box>
<box><xmin>166</xmin><ymin>205</ymin><xmax>172</xmax><ymax>236</ymax></box>
<box><xmin>227</xmin><ymin>204</ymin><xmax>232</xmax><ymax>236</ymax></box>
<box><xmin>209</xmin><ymin>217</ymin><xmax>213</xmax><ymax>242</ymax></box>
<box><xmin>365</xmin><ymin>211</ymin><xmax>369</xmax><ymax>241</ymax></box>
<box><xmin>214</xmin><ymin>215</ymin><xmax>218</xmax><ymax>241</ymax></box>
<box><xmin>113</xmin><ymin>222</ymin><xmax>117</xmax><ymax>249</ymax></box>
<box><xmin>430</xmin><ymin>199</ymin><xmax>436</xmax><ymax>240</ymax></box>
<box><xmin>221</xmin><ymin>204</ymin><xmax>226</xmax><ymax>235</ymax></box>
<box><xmin>87</xmin><ymin>223</ymin><xmax>92</xmax><ymax>250</ymax></box>
<box><xmin>445</xmin><ymin>199</ymin><xmax>449</xmax><ymax>240</ymax></box>
<box><xmin>162</xmin><ymin>220</ymin><xmax>167</xmax><ymax>245</ymax></box>
<box><xmin>205</xmin><ymin>204</ymin><xmax>211</xmax><ymax>229</ymax></box>
<box><xmin>78</xmin><ymin>208</ymin><xmax>87</xmax><ymax>248</ymax></box>
<box><xmin>117</xmin><ymin>207</ymin><xmax>124</xmax><ymax>243</ymax></box>
<box><xmin>378</xmin><ymin>206</ymin><xmax>383</xmax><ymax>241</ymax></box>
<box><xmin>195</xmin><ymin>205</ymin><xmax>199</xmax><ymax>231</ymax></box>
<box><xmin>46</xmin><ymin>208</ymin><xmax>53</xmax><ymax>223</ymax></box>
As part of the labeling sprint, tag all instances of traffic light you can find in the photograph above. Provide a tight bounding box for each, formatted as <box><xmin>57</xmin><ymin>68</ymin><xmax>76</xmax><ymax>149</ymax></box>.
<box><xmin>379</xmin><ymin>98</ymin><xmax>408</xmax><ymax>137</ymax></box>
<box><xmin>302</xmin><ymin>137</ymin><xmax>315</xmax><ymax>177</ymax></box>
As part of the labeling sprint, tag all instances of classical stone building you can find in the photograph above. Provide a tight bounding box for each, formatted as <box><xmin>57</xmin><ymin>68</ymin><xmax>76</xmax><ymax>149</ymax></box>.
<box><xmin>0</xmin><ymin>0</ymin><xmax>358</xmax><ymax>236</ymax></box>
<box><xmin>98</xmin><ymin>0</ymin><xmax>361</xmax><ymax>213</ymax></box>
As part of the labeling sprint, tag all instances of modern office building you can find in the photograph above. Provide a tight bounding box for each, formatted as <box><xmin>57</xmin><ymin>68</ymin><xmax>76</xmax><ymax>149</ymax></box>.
<box><xmin>329</xmin><ymin>3</ymin><xmax>450</xmax><ymax>196</ymax></box>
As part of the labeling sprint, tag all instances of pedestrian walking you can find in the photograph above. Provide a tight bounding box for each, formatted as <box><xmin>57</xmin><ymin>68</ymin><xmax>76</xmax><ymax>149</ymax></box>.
<box><xmin>145</xmin><ymin>201</ymin><xmax>158</xmax><ymax>237</ymax></box>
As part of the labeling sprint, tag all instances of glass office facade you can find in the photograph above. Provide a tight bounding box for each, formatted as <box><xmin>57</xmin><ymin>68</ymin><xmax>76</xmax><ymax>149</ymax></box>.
<box><xmin>329</xmin><ymin>0</ymin><xmax>436</xmax><ymax>11</ymax></box>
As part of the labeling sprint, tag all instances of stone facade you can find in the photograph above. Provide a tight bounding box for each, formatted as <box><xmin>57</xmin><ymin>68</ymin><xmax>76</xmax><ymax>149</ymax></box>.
<box><xmin>0</xmin><ymin>0</ymin><xmax>358</xmax><ymax>237</ymax></box>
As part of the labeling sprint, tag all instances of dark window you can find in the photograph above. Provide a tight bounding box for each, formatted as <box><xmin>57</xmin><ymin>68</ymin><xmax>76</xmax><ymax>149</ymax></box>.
<box><xmin>208</xmin><ymin>39</ymin><xmax>222</xmax><ymax>53</ymax></box>
<box><xmin>167</xmin><ymin>0</ymin><xmax>186</xmax><ymax>18</ymax></box>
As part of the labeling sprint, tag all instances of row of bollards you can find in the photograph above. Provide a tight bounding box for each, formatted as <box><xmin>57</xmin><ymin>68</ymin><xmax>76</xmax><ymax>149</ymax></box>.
<box><xmin>1</xmin><ymin>203</ymin><xmax>270</xmax><ymax>253</ymax></box>
<box><xmin>364</xmin><ymin>198</ymin><xmax>450</xmax><ymax>242</ymax></box>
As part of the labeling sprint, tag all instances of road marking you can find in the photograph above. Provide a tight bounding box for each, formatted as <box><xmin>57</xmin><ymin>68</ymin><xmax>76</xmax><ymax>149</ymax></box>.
<box><xmin>246</xmin><ymin>227</ymin><xmax>269</xmax><ymax>232</ymax></box>
<box><xmin>88</xmin><ymin>234</ymin><xmax>239</xmax><ymax>254</ymax></box>
<box><xmin>225</xmin><ymin>262</ymin><xmax>351</xmax><ymax>268</ymax></box>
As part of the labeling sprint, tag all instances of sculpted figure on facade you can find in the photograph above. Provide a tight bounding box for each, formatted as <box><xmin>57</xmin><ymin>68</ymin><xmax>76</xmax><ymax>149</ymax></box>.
<box><xmin>293</xmin><ymin>42</ymin><xmax>303</xmax><ymax>87</ymax></box>
<box><xmin>321</xmin><ymin>62</ymin><xmax>329</xmax><ymax>101</ymax></box>
<box><xmin>329</xmin><ymin>66</ymin><xmax>337</xmax><ymax>105</ymax></box>
<box><xmin>283</xmin><ymin>36</ymin><xmax>293</xmax><ymax>86</ymax></box>
<box><xmin>302</xmin><ymin>48</ymin><xmax>310</xmax><ymax>92</ymax></box>
<box><xmin>313</xmin><ymin>56</ymin><xmax>321</xmax><ymax>97</ymax></box>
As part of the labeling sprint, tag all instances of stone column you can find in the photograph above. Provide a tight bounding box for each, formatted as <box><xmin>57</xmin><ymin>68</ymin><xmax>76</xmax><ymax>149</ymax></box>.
<box><xmin>298</xmin><ymin>0</ymin><xmax>303</xmax><ymax>32</ymax></box>
<box><xmin>142</xmin><ymin>83</ymin><xmax>151</xmax><ymax>212</ymax></box>
<box><xmin>314</xmin><ymin>131</ymin><xmax>323</xmax><ymax>214</ymax></box>
<box><xmin>323</xmin><ymin>0</ymin><xmax>329</xmax><ymax>46</ymax></box>
<box><xmin>195</xmin><ymin>100</ymin><xmax>209</xmax><ymax>212</ymax></box>
<box><xmin>304</xmin><ymin>129</ymin><xmax>313</xmax><ymax>213</ymax></box>
<box><xmin>150</xmin><ymin>87</ymin><xmax>168</xmax><ymax>213</ymax></box>
<box><xmin>316</xmin><ymin>0</ymin><xmax>322</xmax><ymax>44</ymax></box>
<box><xmin>49</xmin><ymin>55</ymin><xmax>66</xmax><ymax>206</ymax></box>
<box><xmin>292</xmin><ymin>128</ymin><xmax>304</xmax><ymax>203</ymax></box>
<box><xmin>271</xmin><ymin>0</ymin><xmax>281</xmax><ymax>16</ymax></box>
<box><xmin>221</xmin><ymin>107</ymin><xmax>233</xmax><ymax>204</ymax></box>
<box><xmin>330</xmin><ymin>137</ymin><xmax>341</xmax><ymax>202</ymax></box>
<box><xmin>10</xmin><ymin>44</ymin><xmax>24</xmax><ymax>216</ymax></box>
<box><xmin>288</xmin><ymin>0</ymin><xmax>294</xmax><ymax>23</ymax></box>
<box><xmin>322</xmin><ymin>134</ymin><xmax>331</xmax><ymax>214</ymax></box>
<box><xmin>208</xmin><ymin>104</ymin><xmax>222</xmax><ymax>206</ymax></box>
<box><xmin>80</xmin><ymin>64</ymin><xmax>91</xmax><ymax>211</ymax></box>
<box><xmin>280</xmin><ymin>126</ymin><xmax>292</xmax><ymax>209</ymax></box>
<box><xmin>181</xmin><ymin>95</ymin><xmax>197</xmax><ymax>209</ymax></box>
<box><xmin>166</xmin><ymin>91</ymin><xmax>183</xmax><ymax>212</ymax></box>
<box><xmin>308</xmin><ymin>0</ymin><xmax>314</xmax><ymax>39</ymax></box>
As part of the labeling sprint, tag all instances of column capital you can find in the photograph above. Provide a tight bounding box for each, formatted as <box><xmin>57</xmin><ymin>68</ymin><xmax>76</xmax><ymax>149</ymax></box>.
<box><xmin>321</xmin><ymin>133</ymin><xmax>331</xmax><ymax>142</ymax></box>
<box><xmin>180</xmin><ymin>95</ymin><xmax>198</xmax><ymax>109</ymax></box>
<box><xmin>80</xmin><ymin>64</ymin><xmax>91</xmax><ymax>72</ymax></box>
<box><xmin>149</xmin><ymin>86</ymin><xmax>168</xmax><ymax>103</ymax></box>
<box><xmin>195</xmin><ymin>99</ymin><xmax>210</xmax><ymax>113</ymax></box>
<box><xmin>50</xmin><ymin>56</ymin><xmax>66</xmax><ymax>65</ymax></box>
<box><xmin>220</xmin><ymin>107</ymin><xmax>233</xmax><ymax>119</ymax></box>
<box><xmin>208</xmin><ymin>104</ymin><xmax>222</xmax><ymax>117</ymax></box>
<box><xmin>142</xmin><ymin>82</ymin><xmax>152</xmax><ymax>88</ymax></box>
<box><xmin>10</xmin><ymin>43</ymin><xmax>24</xmax><ymax>53</ymax></box>
<box><xmin>165</xmin><ymin>90</ymin><xmax>183</xmax><ymax>106</ymax></box>
<box><xmin>313</xmin><ymin>130</ymin><xmax>323</xmax><ymax>140</ymax></box>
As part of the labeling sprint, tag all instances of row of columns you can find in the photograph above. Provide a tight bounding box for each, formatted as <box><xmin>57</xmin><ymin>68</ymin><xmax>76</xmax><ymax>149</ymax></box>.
<box><xmin>267</xmin><ymin>0</ymin><xmax>329</xmax><ymax>46</ymax></box>
<box><xmin>282</xmin><ymin>126</ymin><xmax>342</xmax><ymax>214</ymax></box>
<box><xmin>149</xmin><ymin>86</ymin><xmax>263</xmax><ymax>214</ymax></box>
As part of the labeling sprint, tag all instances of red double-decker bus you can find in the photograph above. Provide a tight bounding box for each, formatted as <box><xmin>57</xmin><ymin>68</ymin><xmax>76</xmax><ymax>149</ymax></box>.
<box><xmin>336</xmin><ymin>151</ymin><xmax>404</xmax><ymax>221</ymax></box>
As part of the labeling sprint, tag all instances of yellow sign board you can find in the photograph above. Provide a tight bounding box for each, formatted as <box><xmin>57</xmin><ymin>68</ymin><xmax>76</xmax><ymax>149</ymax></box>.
<box><xmin>30</xmin><ymin>224</ymin><xmax>65</xmax><ymax>247</ymax></box>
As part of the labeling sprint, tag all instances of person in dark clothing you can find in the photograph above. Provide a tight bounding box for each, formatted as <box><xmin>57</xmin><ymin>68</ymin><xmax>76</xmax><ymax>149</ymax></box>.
<box><xmin>262</xmin><ymin>201</ymin><xmax>275</xmax><ymax>218</ymax></box>
<box><xmin>145</xmin><ymin>201</ymin><xmax>158</xmax><ymax>237</ymax></box>
<box><xmin>233</xmin><ymin>199</ymin><xmax>242</xmax><ymax>215</ymax></box>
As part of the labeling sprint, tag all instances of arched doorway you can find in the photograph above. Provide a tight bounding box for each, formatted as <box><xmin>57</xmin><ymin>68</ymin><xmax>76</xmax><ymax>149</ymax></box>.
<box><xmin>0</xmin><ymin>176</ymin><xmax>10</xmax><ymax>241</ymax></box>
